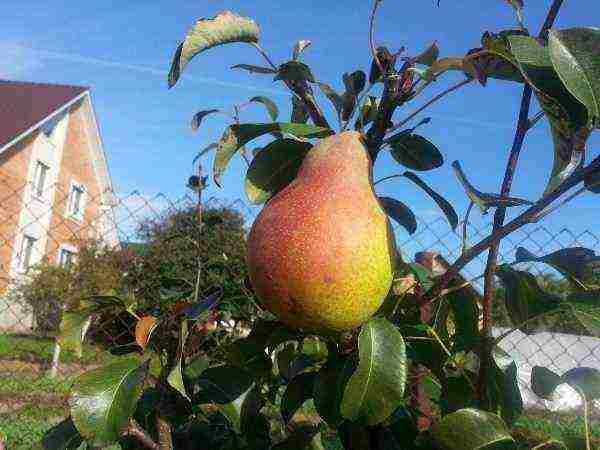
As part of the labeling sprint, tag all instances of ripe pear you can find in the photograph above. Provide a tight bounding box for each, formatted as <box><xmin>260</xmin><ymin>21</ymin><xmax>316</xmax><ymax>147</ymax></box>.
<box><xmin>246</xmin><ymin>131</ymin><xmax>398</xmax><ymax>333</ymax></box>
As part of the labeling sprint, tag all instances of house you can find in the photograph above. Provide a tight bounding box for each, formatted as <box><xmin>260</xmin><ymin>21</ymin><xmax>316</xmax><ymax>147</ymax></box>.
<box><xmin>0</xmin><ymin>80</ymin><xmax>119</xmax><ymax>331</ymax></box>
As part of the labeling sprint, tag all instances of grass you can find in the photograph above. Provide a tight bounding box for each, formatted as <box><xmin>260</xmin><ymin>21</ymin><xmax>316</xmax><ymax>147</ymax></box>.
<box><xmin>0</xmin><ymin>334</ymin><xmax>121</xmax><ymax>448</ymax></box>
<box><xmin>0</xmin><ymin>333</ymin><xmax>117</xmax><ymax>365</ymax></box>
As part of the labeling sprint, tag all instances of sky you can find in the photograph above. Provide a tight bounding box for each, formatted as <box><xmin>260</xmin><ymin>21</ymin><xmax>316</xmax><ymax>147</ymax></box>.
<box><xmin>1</xmin><ymin>0</ymin><xmax>599</xmax><ymax>275</ymax></box>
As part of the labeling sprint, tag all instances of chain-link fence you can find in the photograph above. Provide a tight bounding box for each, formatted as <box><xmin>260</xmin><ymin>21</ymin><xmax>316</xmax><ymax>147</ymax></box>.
<box><xmin>0</xmin><ymin>172</ymin><xmax>598</xmax><ymax>445</ymax></box>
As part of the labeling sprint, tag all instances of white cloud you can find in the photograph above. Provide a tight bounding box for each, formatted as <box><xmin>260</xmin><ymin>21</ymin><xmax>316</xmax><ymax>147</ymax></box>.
<box><xmin>0</xmin><ymin>42</ymin><xmax>44</xmax><ymax>79</ymax></box>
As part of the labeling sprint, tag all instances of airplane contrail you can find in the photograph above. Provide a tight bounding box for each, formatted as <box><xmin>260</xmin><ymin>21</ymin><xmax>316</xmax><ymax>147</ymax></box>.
<box><xmin>11</xmin><ymin>44</ymin><xmax>288</xmax><ymax>96</ymax></box>
<box><xmin>8</xmin><ymin>44</ymin><xmax>533</xmax><ymax>132</ymax></box>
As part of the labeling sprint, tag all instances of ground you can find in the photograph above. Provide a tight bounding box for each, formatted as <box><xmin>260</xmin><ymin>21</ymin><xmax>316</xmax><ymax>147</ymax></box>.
<box><xmin>0</xmin><ymin>334</ymin><xmax>598</xmax><ymax>449</ymax></box>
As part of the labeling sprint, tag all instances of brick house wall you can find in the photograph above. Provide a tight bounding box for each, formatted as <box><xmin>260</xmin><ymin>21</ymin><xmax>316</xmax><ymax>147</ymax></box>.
<box><xmin>0</xmin><ymin>135</ymin><xmax>36</xmax><ymax>293</ymax></box>
<box><xmin>44</xmin><ymin>101</ymin><xmax>102</xmax><ymax>265</ymax></box>
<box><xmin>0</xmin><ymin>82</ymin><xmax>117</xmax><ymax>331</ymax></box>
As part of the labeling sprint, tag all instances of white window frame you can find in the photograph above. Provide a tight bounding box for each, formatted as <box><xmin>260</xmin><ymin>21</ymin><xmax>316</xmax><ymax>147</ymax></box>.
<box><xmin>66</xmin><ymin>180</ymin><xmax>87</xmax><ymax>222</ymax></box>
<box><xmin>31</xmin><ymin>160</ymin><xmax>50</xmax><ymax>200</ymax></box>
<box><xmin>19</xmin><ymin>234</ymin><xmax>38</xmax><ymax>273</ymax></box>
<box><xmin>58</xmin><ymin>243</ymin><xmax>78</xmax><ymax>267</ymax></box>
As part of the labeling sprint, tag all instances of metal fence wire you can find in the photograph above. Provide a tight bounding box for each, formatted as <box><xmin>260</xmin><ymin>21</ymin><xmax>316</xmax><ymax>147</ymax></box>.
<box><xmin>0</xmin><ymin>171</ymin><xmax>598</xmax><ymax>445</ymax></box>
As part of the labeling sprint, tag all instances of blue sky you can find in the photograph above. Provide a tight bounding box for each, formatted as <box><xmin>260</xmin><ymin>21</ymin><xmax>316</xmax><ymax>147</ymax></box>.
<box><xmin>2</xmin><ymin>0</ymin><xmax>599</xmax><ymax>270</ymax></box>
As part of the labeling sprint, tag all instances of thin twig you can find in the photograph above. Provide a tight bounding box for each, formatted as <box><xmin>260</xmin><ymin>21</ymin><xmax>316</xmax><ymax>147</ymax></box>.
<box><xmin>122</xmin><ymin>419</ymin><xmax>159</xmax><ymax>450</ymax></box>
<box><xmin>374</xmin><ymin>173</ymin><xmax>405</xmax><ymax>186</ymax></box>
<box><xmin>369</xmin><ymin>0</ymin><xmax>385</xmax><ymax>77</ymax></box>
<box><xmin>531</xmin><ymin>186</ymin><xmax>587</xmax><ymax>223</ymax></box>
<box><xmin>527</xmin><ymin>110</ymin><xmax>545</xmax><ymax>130</ymax></box>
<box><xmin>462</xmin><ymin>201</ymin><xmax>474</xmax><ymax>256</ymax></box>
<box><xmin>423</xmin><ymin>151</ymin><xmax>600</xmax><ymax>304</ymax></box>
<box><xmin>385</xmin><ymin>78</ymin><xmax>474</xmax><ymax>136</ymax></box>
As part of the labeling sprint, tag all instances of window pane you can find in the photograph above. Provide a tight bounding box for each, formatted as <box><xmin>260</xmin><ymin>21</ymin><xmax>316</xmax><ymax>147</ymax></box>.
<box><xmin>60</xmin><ymin>249</ymin><xmax>74</xmax><ymax>267</ymax></box>
<box><xmin>34</xmin><ymin>162</ymin><xmax>49</xmax><ymax>197</ymax></box>
<box><xmin>73</xmin><ymin>188</ymin><xmax>82</xmax><ymax>214</ymax></box>
<box><xmin>21</xmin><ymin>236</ymin><xmax>36</xmax><ymax>272</ymax></box>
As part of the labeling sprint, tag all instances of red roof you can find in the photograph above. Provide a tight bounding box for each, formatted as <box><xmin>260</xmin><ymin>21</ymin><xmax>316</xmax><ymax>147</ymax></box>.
<box><xmin>0</xmin><ymin>80</ymin><xmax>88</xmax><ymax>150</ymax></box>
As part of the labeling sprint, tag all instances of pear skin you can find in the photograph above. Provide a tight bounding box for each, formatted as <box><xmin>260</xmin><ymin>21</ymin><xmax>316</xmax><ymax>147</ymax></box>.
<box><xmin>246</xmin><ymin>131</ymin><xmax>397</xmax><ymax>333</ymax></box>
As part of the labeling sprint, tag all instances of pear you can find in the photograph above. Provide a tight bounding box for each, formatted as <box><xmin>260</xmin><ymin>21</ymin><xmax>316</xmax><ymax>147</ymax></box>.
<box><xmin>246</xmin><ymin>131</ymin><xmax>398</xmax><ymax>333</ymax></box>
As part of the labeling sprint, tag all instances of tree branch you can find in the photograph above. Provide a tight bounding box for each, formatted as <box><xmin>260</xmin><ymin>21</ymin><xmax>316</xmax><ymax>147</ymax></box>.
<box><xmin>477</xmin><ymin>0</ymin><xmax>565</xmax><ymax>408</ymax></box>
<box><xmin>423</xmin><ymin>152</ymin><xmax>600</xmax><ymax>304</ymax></box>
<box><xmin>122</xmin><ymin>419</ymin><xmax>159</xmax><ymax>450</ymax></box>
<box><xmin>386</xmin><ymin>78</ymin><xmax>474</xmax><ymax>136</ymax></box>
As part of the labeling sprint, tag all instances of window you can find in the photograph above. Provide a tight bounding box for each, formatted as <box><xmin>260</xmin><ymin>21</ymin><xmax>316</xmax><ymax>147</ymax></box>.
<box><xmin>20</xmin><ymin>235</ymin><xmax>37</xmax><ymax>272</ymax></box>
<box><xmin>59</xmin><ymin>248</ymin><xmax>76</xmax><ymax>267</ymax></box>
<box><xmin>67</xmin><ymin>183</ymin><xmax>86</xmax><ymax>220</ymax></box>
<box><xmin>32</xmin><ymin>161</ymin><xmax>49</xmax><ymax>198</ymax></box>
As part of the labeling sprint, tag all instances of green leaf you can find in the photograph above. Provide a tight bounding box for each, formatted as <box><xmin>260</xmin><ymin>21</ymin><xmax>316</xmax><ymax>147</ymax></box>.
<box><xmin>495</xmin><ymin>265</ymin><xmax>562</xmax><ymax>334</ymax></box>
<box><xmin>180</xmin><ymin>286</ymin><xmax>223</xmax><ymax>319</ymax></box>
<box><xmin>58</xmin><ymin>312</ymin><xmax>91</xmax><ymax>359</ymax></box>
<box><xmin>415</xmin><ymin>41</ymin><xmax>440</xmax><ymax>66</ymax></box>
<box><xmin>548</xmin><ymin>28</ymin><xmax>600</xmax><ymax>128</ymax></box>
<box><xmin>343</xmin><ymin>70</ymin><xmax>367</xmax><ymax>95</ymax></box>
<box><xmin>245</xmin><ymin>138</ymin><xmax>311</xmax><ymax>204</ymax></box>
<box><xmin>195</xmin><ymin>365</ymin><xmax>254</xmax><ymax>405</ymax></box>
<box><xmin>355</xmin><ymin>96</ymin><xmax>379</xmax><ymax>130</ymax></box>
<box><xmin>231</xmin><ymin>63</ymin><xmax>277</xmax><ymax>74</ymax></box>
<box><xmin>403</xmin><ymin>171</ymin><xmax>459</xmax><ymax>231</ymax></box>
<box><xmin>167</xmin><ymin>320</ymin><xmax>190</xmax><ymax>401</ymax></box>
<box><xmin>445</xmin><ymin>280</ymin><xmax>481</xmax><ymax>352</ymax></box>
<box><xmin>291</xmin><ymin>96</ymin><xmax>310</xmax><ymax>124</ymax></box>
<box><xmin>452</xmin><ymin>161</ymin><xmax>534</xmax><ymax>214</ymax></box>
<box><xmin>507</xmin><ymin>35</ymin><xmax>590</xmax><ymax>195</ymax></box>
<box><xmin>585</xmin><ymin>167</ymin><xmax>600</xmax><ymax>193</ymax></box>
<box><xmin>317</xmin><ymin>82</ymin><xmax>344</xmax><ymax>116</ymax></box>
<box><xmin>492</xmin><ymin>348</ymin><xmax>523</xmax><ymax>426</ymax></box>
<box><xmin>226</xmin><ymin>336</ymin><xmax>273</xmax><ymax>377</ymax></box>
<box><xmin>301</xmin><ymin>337</ymin><xmax>329</xmax><ymax>361</ymax></box>
<box><xmin>514</xmin><ymin>246</ymin><xmax>600</xmax><ymax>287</ymax></box>
<box><xmin>313</xmin><ymin>354</ymin><xmax>355</xmax><ymax>427</ymax></box>
<box><xmin>563</xmin><ymin>367</ymin><xmax>600</xmax><ymax>400</ymax></box>
<box><xmin>275</xmin><ymin>60</ymin><xmax>316</xmax><ymax>83</ymax></box>
<box><xmin>531</xmin><ymin>366</ymin><xmax>563</xmax><ymax>400</ymax></box>
<box><xmin>70</xmin><ymin>358</ymin><xmax>148</xmax><ymax>446</ymax></box>
<box><xmin>378</xmin><ymin>196</ymin><xmax>417</xmax><ymax>235</ymax></box>
<box><xmin>168</xmin><ymin>11</ymin><xmax>260</xmax><ymax>87</ymax></box>
<box><xmin>340</xmin><ymin>317</ymin><xmax>407</xmax><ymax>426</ymax></box>
<box><xmin>276</xmin><ymin>343</ymin><xmax>298</xmax><ymax>381</ymax></box>
<box><xmin>562</xmin><ymin>290</ymin><xmax>600</xmax><ymax>337</ymax></box>
<box><xmin>216</xmin><ymin>385</ymin><xmax>254</xmax><ymax>434</ymax></box>
<box><xmin>240</xmin><ymin>385</ymin><xmax>270</xmax><ymax>447</ymax></box>
<box><xmin>431</xmin><ymin>408</ymin><xmax>515</xmax><ymax>450</ymax></box>
<box><xmin>214</xmin><ymin>122</ymin><xmax>333</xmax><ymax>187</ymax></box>
<box><xmin>281</xmin><ymin>372</ymin><xmax>317</xmax><ymax>423</ymax></box>
<box><xmin>478</xmin><ymin>30</ymin><xmax>526</xmax><ymax>83</ymax></box>
<box><xmin>249</xmin><ymin>96</ymin><xmax>279</xmax><ymax>121</ymax></box>
<box><xmin>36</xmin><ymin>418</ymin><xmax>83</xmax><ymax>450</ymax></box>
<box><xmin>388</xmin><ymin>133</ymin><xmax>443</xmax><ymax>171</ymax></box>
<box><xmin>191</xmin><ymin>109</ymin><xmax>219</xmax><ymax>132</ymax></box>
<box><xmin>293</xmin><ymin>40</ymin><xmax>312</xmax><ymax>60</ymax></box>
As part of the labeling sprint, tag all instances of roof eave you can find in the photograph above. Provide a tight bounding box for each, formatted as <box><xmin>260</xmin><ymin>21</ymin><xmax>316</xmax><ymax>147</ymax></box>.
<box><xmin>0</xmin><ymin>89</ymin><xmax>89</xmax><ymax>155</ymax></box>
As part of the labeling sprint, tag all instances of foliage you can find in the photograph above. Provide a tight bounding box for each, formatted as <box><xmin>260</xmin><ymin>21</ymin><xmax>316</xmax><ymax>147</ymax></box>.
<box><xmin>37</xmin><ymin>2</ymin><xmax>600</xmax><ymax>450</ymax></box>
<box><xmin>13</xmin><ymin>238</ymin><xmax>134</xmax><ymax>335</ymax></box>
